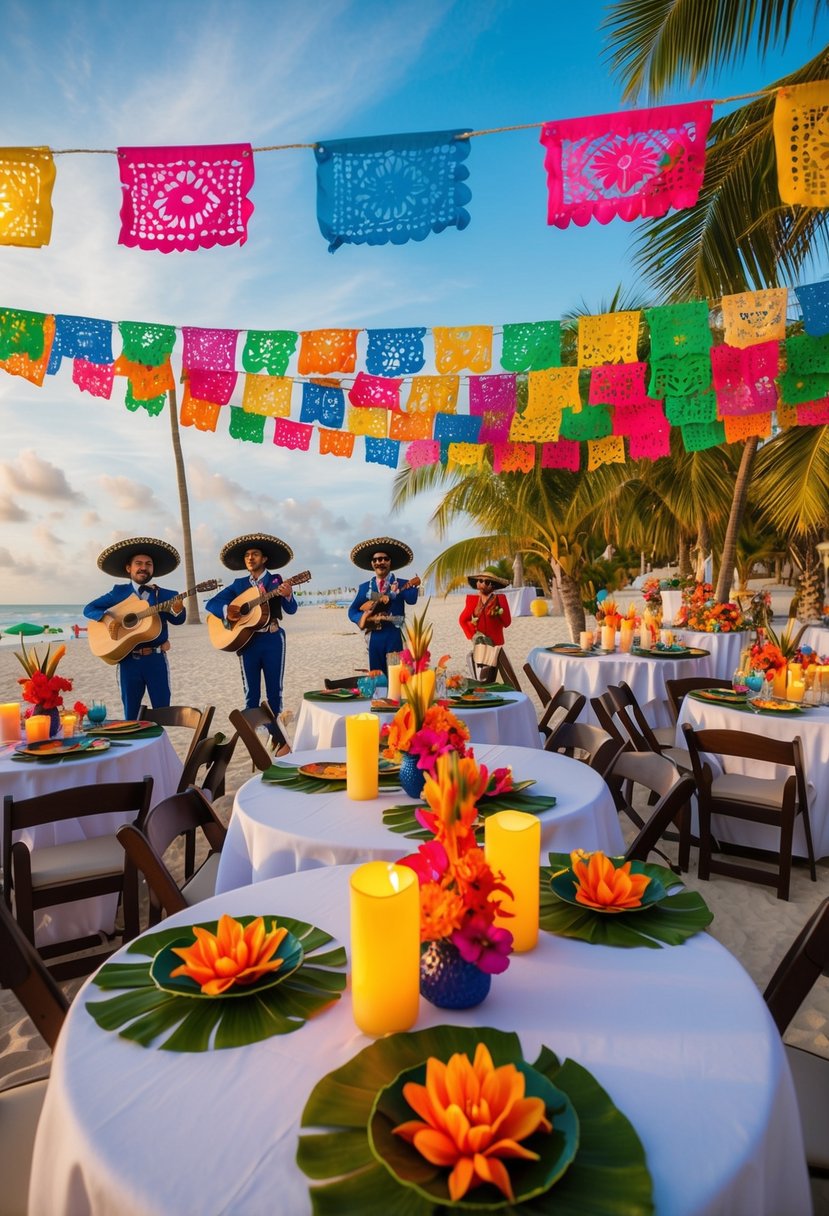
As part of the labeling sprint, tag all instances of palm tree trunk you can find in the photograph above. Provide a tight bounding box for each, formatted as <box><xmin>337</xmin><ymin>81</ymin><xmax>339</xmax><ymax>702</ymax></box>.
<box><xmin>678</xmin><ymin>535</ymin><xmax>692</xmax><ymax>579</ymax></box>
<box><xmin>167</xmin><ymin>387</ymin><xmax>200</xmax><ymax>624</ymax></box>
<box><xmin>714</xmin><ymin>437</ymin><xmax>758</xmax><ymax>604</ymax></box>
<box><xmin>551</xmin><ymin>563</ymin><xmax>586</xmax><ymax>641</ymax></box>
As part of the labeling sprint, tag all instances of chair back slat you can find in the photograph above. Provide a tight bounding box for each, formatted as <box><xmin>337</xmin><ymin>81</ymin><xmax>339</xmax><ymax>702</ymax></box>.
<box><xmin>0</xmin><ymin>902</ymin><xmax>67</xmax><ymax>1050</ymax></box>
<box><xmin>665</xmin><ymin>676</ymin><xmax>732</xmax><ymax>722</ymax></box>
<box><xmin>764</xmin><ymin>898</ymin><xmax>829</xmax><ymax>1034</ymax></box>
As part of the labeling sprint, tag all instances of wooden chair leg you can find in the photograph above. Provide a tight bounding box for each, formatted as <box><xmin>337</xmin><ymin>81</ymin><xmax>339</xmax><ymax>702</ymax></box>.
<box><xmin>778</xmin><ymin>809</ymin><xmax>795</xmax><ymax>902</ymax></box>
<box><xmin>801</xmin><ymin>805</ymin><xmax>817</xmax><ymax>883</ymax></box>
<box><xmin>676</xmin><ymin>800</ymin><xmax>691</xmax><ymax>874</ymax></box>
<box><xmin>697</xmin><ymin>800</ymin><xmax>712</xmax><ymax>882</ymax></box>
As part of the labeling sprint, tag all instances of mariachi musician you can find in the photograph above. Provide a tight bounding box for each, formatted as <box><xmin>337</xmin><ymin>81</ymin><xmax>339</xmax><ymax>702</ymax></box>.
<box><xmin>205</xmin><ymin>533</ymin><xmax>297</xmax><ymax>717</ymax></box>
<box><xmin>83</xmin><ymin>538</ymin><xmax>186</xmax><ymax>719</ymax></box>
<box><xmin>347</xmin><ymin>536</ymin><xmax>420</xmax><ymax>675</ymax></box>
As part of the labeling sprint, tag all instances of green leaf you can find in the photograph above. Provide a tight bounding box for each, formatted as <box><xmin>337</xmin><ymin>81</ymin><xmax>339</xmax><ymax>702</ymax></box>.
<box><xmin>87</xmin><ymin>915</ymin><xmax>346</xmax><ymax>1051</ymax></box>
<box><xmin>540</xmin><ymin>856</ymin><xmax>713</xmax><ymax>948</ymax></box>
<box><xmin>297</xmin><ymin>1025</ymin><xmax>653</xmax><ymax>1214</ymax></box>
<box><xmin>383</xmin><ymin>787</ymin><xmax>557</xmax><ymax>841</ymax></box>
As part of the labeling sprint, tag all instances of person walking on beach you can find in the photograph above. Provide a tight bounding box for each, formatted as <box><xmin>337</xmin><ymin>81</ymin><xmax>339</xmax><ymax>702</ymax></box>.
<box><xmin>205</xmin><ymin>533</ymin><xmax>298</xmax><ymax>718</ymax></box>
<box><xmin>84</xmin><ymin>538</ymin><xmax>186</xmax><ymax>719</ymax></box>
<box><xmin>459</xmin><ymin>571</ymin><xmax>512</xmax><ymax>646</ymax></box>
<box><xmin>348</xmin><ymin>537</ymin><xmax>420</xmax><ymax>674</ymax></box>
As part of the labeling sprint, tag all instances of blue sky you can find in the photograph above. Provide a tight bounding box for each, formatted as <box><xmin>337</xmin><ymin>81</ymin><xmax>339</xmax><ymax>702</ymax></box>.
<box><xmin>0</xmin><ymin>0</ymin><xmax>824</xmax><ymax>602</ymax></box>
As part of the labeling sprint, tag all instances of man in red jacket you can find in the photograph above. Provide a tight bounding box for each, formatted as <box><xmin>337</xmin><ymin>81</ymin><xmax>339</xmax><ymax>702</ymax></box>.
<box><xmin>459</xmin><ymin>572</ymin><xmax>512</xmax><ymax>646</ymax></box>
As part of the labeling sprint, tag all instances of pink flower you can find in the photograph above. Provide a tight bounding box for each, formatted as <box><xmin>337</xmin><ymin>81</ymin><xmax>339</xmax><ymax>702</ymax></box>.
<box><xmin>485</xmin><ymin>767</ymin><xmax>513</xmax><ymax>797</ymax></box>
<box><xmin>451</xmin><ymin>914</ymin><xmax>513</xmax><ymax>975</ymax></box>
<box><xmin>408</xmin><ymin>727</ymin><xmax>454</xmax><ymax>770</ymax></box>
<box><xmin>591</xmin><ymin>136</ymin><xmax>658</xmax><ymax>192</ymax></box>
<box><xmin>399</xmin><ymin>840</ymin><xmax>449</xmax><ymax>884</ymax></box>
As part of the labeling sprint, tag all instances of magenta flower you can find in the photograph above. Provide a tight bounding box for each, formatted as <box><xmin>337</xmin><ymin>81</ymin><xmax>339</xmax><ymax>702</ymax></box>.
<box><xmin>408</xmin><ymin>727</ymin><xmax>453</xmax><ymax>771</ymax></box>
<box><xmin>398</xmin><ymin>840</ymin><xmax>449</xmax><ymax>884</ymax></box>
<box><xmin>452</xmin><ymin>914</ymin><xmax>513</xmax><ymax>975</ymax></box>
<box><xmin>485</xmin><ymin>767</ymin><xmax>513</xmax><ymax>797</ymax></box>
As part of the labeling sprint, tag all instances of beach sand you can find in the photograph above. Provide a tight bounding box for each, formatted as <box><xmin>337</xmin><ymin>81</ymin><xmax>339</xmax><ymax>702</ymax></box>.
<box><xmin>2</xmin><ymin>597</ymin><xmax>828</xmax><ymax>1116</ymax></box>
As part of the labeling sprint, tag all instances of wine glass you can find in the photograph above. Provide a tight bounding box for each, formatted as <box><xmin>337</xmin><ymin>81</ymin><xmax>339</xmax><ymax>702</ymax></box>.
<box><xmin>731</xmin><ymin>669</ymin><xmax>748</xmax><ymax>695</ymax></box>
<box><xmin>87</xmin><ymin>701</ymin><xmax>107</xmax><ymax>725</ymax></box>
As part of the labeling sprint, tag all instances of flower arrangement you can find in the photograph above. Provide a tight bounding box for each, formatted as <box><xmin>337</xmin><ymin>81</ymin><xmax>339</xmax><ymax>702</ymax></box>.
<box><xmin>14</xmin><ymin>641</ymin><xmax>74</xmax><ymax>712</ymax></box>
<box><xmin>640</xmin><ymin>577</ymin><xmax>662</xmax><ymax>609</ymax></box>
<box><xmin>764</xmin><ymin>615</ymin><xmax>806</xmax><ymax>659</ymax></box>
<box><xmin>749</xmin><ymin>631</ymin><xmax>786</xmax><ymax>675</ymax></box>
<box><xmin>594</xmin><ymin>597</ymin><xmax>619</xmax><ymax>627</ymax></box>
<box><xmin>673</xmin><ymin>582</ymin><xmax>746</xmax><ymax>633</ymax></box>
<box><xmin>399</xmin><ymin>751</ymin><xmax>513</xmax><ymax>975</ymax></box>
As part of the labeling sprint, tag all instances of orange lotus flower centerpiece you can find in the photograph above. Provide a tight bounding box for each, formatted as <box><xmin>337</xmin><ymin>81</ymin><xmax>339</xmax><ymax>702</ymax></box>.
<box><xmin>570</xmin><ymin>850</ymin><xmax>651</xmax><ymax>911</ymax></box>
<box><xmin>392</xmin><ymin>1043</ymin><xmax>553</xmax><ymax>1204</ymax></box>
<box><xmin>170</xmin><ymin>914</ymin><xmax>291</xmax><ymax>996</ymax></box>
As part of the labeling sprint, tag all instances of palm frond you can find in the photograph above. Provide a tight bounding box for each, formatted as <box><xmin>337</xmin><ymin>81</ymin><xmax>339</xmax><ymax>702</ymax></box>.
<box><xmin>754</xmin><ymin>425</ymin><xmax>829</xmax><ymax>534</ymax></box>
<box><xmin>602</xmin><ymin>0</ymin><xmax>810</xmax><ymax>101</ymax></box>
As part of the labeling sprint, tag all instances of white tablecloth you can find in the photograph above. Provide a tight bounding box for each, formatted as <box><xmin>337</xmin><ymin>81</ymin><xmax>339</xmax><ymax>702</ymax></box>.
<box><xmin>675</xmin><ymin>630</ymin><xmax>750</xmax><ymax>681</ymax></box>
<box><xmin>0</xmin><ymin>732</ymin><xmax>182</xmax><ymax>947</ymax></box>
<box><xmin>215</xmin><ymin>743</ymin><xmax>624</xmax><ymax>893</ymax></box>
<box><xmin>661</xmin><ymin>588</ymin><xmax>683</xmax><ymax>624</ymax></box>
<box><xmin>527</xmin><ymin>646</ymin><xmax>713</xmax><ymax>728</ymax></box>
<box><xmin>800</xmin><ymin>623</ymin><xmax>829</xmax><ymax>657</ymax></box>
<box><xmin>503</xmin><ymin>586</ymin><xmax>539</xmax><ymax>617</ymax></box>
<box><xmin>293</xmin><ymin>690</ymin><xmax>541</xmax><ymax>751</ymax></box>
<box><xmin>30</xmin><ymin>865</ymin><xmax>810</xmax><ymax>1216</ymax></box>
<box><xmin>677</xmin><ymin>698</ymin><xmax>829</xmax><ymax>859</ymax></box>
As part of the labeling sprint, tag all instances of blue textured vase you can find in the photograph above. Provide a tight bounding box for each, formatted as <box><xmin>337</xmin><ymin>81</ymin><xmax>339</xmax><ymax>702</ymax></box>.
<box><xmin>399</xmin><ymin>751</ymin><xmax>426</xmax><ymax>799</ymax></box>
<box><xmin>419</xmin><ymin>939</ymin><xmax>492</xmax><ymax>1010</ymax></box>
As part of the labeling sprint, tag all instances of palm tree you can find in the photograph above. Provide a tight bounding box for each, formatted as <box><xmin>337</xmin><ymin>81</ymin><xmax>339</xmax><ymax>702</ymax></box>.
<box><xmin>602</xmin><ymin>0</ymin><xmax>829</xmax><ymax>601</ymax></box>
<box><xmin>167</xmin><ymin>387</ymin><xmax>200</xmax><ymax>623</ymax></box>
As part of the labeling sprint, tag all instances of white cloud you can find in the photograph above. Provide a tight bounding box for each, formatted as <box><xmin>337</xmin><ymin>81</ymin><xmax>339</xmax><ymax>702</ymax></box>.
<box><xmin>1</xmin><ymin>451</ymin><xmax>85</xmax><ymax>503</ymax></box>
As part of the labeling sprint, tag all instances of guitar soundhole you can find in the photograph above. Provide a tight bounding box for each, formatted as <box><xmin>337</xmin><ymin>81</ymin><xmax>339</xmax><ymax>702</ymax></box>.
<box><xmin>122</xmin><ymin>614</ymin><xmax>139</xmax><ymax>629</ymax></box>
<box><xmin>240</xmin><ymin>604</ymin><xmax>251</xmax><ymax>618</ymax></box>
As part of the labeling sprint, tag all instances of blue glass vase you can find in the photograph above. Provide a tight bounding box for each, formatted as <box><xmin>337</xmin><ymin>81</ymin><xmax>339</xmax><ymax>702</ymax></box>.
<box><xmin>399</xmin><ymin>751</ymin><xmax>426</xmax><ymax>800</ymax></box>
<box><xmin>420</xmin><ymin>938</ymin><xmax>491</xmax><ymax>1010</ymax></box>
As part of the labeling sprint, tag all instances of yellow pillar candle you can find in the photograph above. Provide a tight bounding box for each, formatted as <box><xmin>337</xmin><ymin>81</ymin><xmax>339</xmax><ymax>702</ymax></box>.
<box><xmin>772</xmin><ymin>666</ymin><xmax>788</xmax><ymax>699</ymax></box>
<box><xmin>788</xmin><ymin>662</ymin><xmax>803</xmax><ymax>683</ymax></box>
<box><xmin>0</xmin><ymin>702</ymin><xmax>21</xmax><ymax>742</ymax></box>
<box><xmin>409</xmin><ymin>668</ymin><xmax>436</xmax><ymax>705</ymax></box>
<box><xmin>600</xmin><ymin>624</ymin><xmax>616</xmax><ymax>652</ymax></box>
<box><xmin>788</xmin><ymin>680</ymin><xmax>805</xmax><ymax>703</ymax></box>
<box><xmin>579</xmin><ymin>630</ymin><xmax>593</xmax><ymax>650</ymax></box>
<box><xmin>346</xmin><ymin>713</ymin><xmax>380</xmax><ymax>800</ymax></box>
<box><xmin>60</xmin><ymin>711</ymin><xmax>79</xmax><ymax>737</ymax></box>
<box><xmin>619</xmin><ymin>620</ymin><xmax>635</xmax><ymax>653</ymax></box>
<box><xmin>25</xmin><ymin>714</ymin><xmax>50</xmax><ymax>742</ymax></box>
<box><xmin>387</xmin><ymin>662</ymin><xmax>402</xmax><ymax>702</ymax></box>
<box><xmin>485</xmin><ymin>810</ymin><xmax>541</xmax><ymax>953</ymax></box>
<box><xmin>350</xmin><ymin>861</ymin><xmax>420</xmax><ymax>1036</ymax></box>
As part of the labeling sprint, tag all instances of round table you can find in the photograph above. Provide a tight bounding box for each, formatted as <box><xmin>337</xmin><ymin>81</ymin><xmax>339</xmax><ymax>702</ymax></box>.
<box><xmin>676</xmin><ymin>698</ymin><xmax>829</xmax><ymax>859</ymax></box>
<box><xmin>503</xmin><ymin>586</ymin><xmax>539</xmax><ymax>617</ymax></box>
<box><xmin>0</xmin><ymin>731</ymin><xmax>182</xmax><ymax>947</ymax></box>
<box><xmin>29</xmin><ymin>865</ymin><xmax>810</xmax><ymax>1216</ymax></box>
<box><xmin>674</xmin><ymin>629</ymin><xmax>750</xmax><ymax>681</ymax></box>
<box><xmin>292</xmin><ymin>690</ymin><xmax>541</xmax><ymax>751</ymax></box>
<box><xmin>527</xmin><ymin>646</ymin><xmax>712</xmax><ymax>728</ymax></box>
<box><xmin>215</xmin><ymin>743</ymin><xmax>624</xmax><ymax>893</ymax></box>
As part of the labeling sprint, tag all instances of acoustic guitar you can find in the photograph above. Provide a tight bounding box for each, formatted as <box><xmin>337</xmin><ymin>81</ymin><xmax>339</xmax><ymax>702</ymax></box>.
<box><xmin>207</xmin><ymin>570</ymin><xmax>312</xmax><ymax>653</ymax></box>
<box><xmin>358</xmin><ymin>577</ymin><xmax>421</xmax><ymax>632</ymax></box>
<box><xmin>87</xmin><ymin>579</ymin><xmax>222</xmax><ymax>665</ymax></box>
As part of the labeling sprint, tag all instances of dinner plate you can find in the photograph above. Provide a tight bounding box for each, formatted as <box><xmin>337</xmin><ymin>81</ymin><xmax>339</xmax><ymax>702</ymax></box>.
<box><xmin>550</xmin><ymin>860</ymin><xmax>667</xmax><ymax>913</ymax></box>
<box><xmin>86</xmin><ymin>720</ymin><xmax>148</xmax><ymax>734</ymax></box>
<box><xmin>298</xmin><ymin>758</ymin><xmax>400</xmax><ymax>781</ymax></box>
<box><xmin>748</xmin><ymin>698</ymin><xmax>805</xmax><ymax>714</ymax></box>
<box><xmin>632</xmin><ymin>645</ymin><xmax>693</xmax><ymax>659</ymax></box>
<box><xmin>691</xmin><ymin>688</ymin><xmax>748</xmax><ymax>704</ymax></box>
<box><xmin>149</xmin><ymin>924</ymin><xmax>304</xmax><ymax>1000</ymax></box>
<box><xmin>15</xmin><ymin>737</ymin><xmax>93</xmax><ymax>758</ymax></box>
<box><xmin>452</xmin><ymin>691</ymin><xmax>500</xmax><ymax>703</ymax></box>
<box><xmin>304</xmin><ymin>689</ymin><xmax>360</xmax><ymax>701</ymax></box>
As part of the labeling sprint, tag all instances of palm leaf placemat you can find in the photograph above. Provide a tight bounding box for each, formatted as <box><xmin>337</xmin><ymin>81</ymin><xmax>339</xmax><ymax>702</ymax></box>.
<box><xmin>540</xmin><ymin>854</ymin><xmax>712</xmax><ymax>948</ymax></box>
<box><xmin>298</xmin><ymin>1024</ymin><xmax>653</xmax><ymax>1214</ymax></box>
<box><xmin>85</xmin><ymin>723</ymin><xmax>163</xmax><ymax>739</ymax></box>
<box><xmin>86</xmin><ymin>915</ymin><xmax>346</xmax><ymax>1051</ymax></box>
<box><xmin>383</xmin><ymin>782</ymin><xmax>557</xmax><ymax>840</ymax></box>
<box><xmin>262</xmin><ymin>762</ymin><xmax>401</xmax><ymax>792</ymax></box>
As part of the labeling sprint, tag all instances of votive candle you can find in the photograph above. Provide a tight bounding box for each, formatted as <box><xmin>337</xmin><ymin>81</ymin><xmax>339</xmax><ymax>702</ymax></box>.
<box><xmin>579</xmin><ymin>630</ymin><xmax>593</xmax><ymax>650</ymax></box>
<box><xmin>485</xmin><ymin>810</ymin><xmax>541</xmax><ymax>952</ymax></box>
<box><xmin>0</xmin><ymin>702</ymin><xmax>21</xmax><ymax>742</ymax></box>
<box><xmin>387</xmin><ymin>662</ymin><xmax>402</xmax><ymax>702</ymax></box>
<box><xmin>60</xmin><ymin>711</ymin><xmax>79</xmax><ymax>737</ymax></box>
<box><xmin>350</xmin><ymin>861</ymin><xmax>420</xmax><ymax>1036</ymax></box>
<box><xmin>600</xmin><ymin>624</ymin><xmax>616</xmax><ymax>652</ymax></box>
<box><xmin>620</xmin><ymin>620</ymin><xmax>635</xmax><ymax>653</ymax></box>
<box><xmin>346</xmin><ymin>713</ymin><xmax>380</xmax><ymax>800</ymax></box>
<box><xmin>25</xmin><ymin>714</ymin><xmax>50</xmax><ymax>742</ymax></box>
<box><xmin>788</xmin><ymin>680</ymin><xmax>805</xmax><ymax>703</ymax></box>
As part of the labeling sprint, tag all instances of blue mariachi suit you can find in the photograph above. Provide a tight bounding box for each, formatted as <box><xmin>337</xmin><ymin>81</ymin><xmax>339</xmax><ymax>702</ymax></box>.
<box><xmin>347</xmin><ymin>574</ymin><xmax>419</xmax><ymax>673</ymax></box>
<box><xmin>83</xmin><ymin>583</ymin><xmax>186</xmax><ymax>719</ymax></box>
<box><xmin>205</xmin><ymin>572</ymin><xmax>298</xmax><ymax>713</ymax></box>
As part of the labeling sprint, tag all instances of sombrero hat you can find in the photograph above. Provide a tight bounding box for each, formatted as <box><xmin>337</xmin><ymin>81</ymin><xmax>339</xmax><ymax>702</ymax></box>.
<box><xmin>219</xmin><ymin>533</ymin><xmax>293</xmax><ymax>571</ymax></box>
<box><xmin>350</xmin><ymin>537</ymin><xmax>413</xmax><ymax>572</ymax></box>
<box><xmin>467</xmin><ymin>571</ymin><xmax>511</xmax><ymax>590</ymax></box>
<box><xmin>97</xmin><ymin>537</ymin><xmax>180</xmax><ymax>579</ymax></box>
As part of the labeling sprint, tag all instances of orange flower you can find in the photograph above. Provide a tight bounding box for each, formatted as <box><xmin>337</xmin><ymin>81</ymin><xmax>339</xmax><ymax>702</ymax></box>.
<box><xmin>394</xmin><ymin>1043</ymin><xmax>552</xmax><ymax>1202</ymax></box>
<box><xmin>570</xmin><ymin>851</ymin><xmax>650</xmax><ymax>911</ymax></box>
<box><xmin>384</xmin><ymin>702</ymin><xmax>416</xmax><ymax>758</ymax></box>
<box><xmin>170</xmin><ymin>914</ymin><xmax>288</xmax><ymax>995</ymax></box>
<box><xmin>422</xmin><ymin>753</ymin><xmax>487</xmax><ymax>855</ymax></box>
<box><xmin>419</xmin><ymin>881</ymin><xmax>467</xmax><ymax>940</ymax></box>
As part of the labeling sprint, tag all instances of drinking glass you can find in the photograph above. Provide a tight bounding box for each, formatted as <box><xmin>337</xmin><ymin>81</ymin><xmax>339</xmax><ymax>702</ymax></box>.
<box><xmin>446</xmin><ymin>671</ymin><xmax>468</xmax><ymax>697</ymax></box>
<box><xmin>731</xmin><ymin>669</ymin><xmax>748</xmax><ymax>695</ymax></box>
<box><xmin>357</xmin><ymin>677</ymin><xmax>376</xmax><ymax>699</ymax></box>
<box><xmin>744</xmin><ymin>673</ymin><xmax>764</xmax><ymax>705</ymax></box>
<box><xmin>87</xmin><ymin>701</ymin><xmax>107</xmax><ymax>724</ymax></box>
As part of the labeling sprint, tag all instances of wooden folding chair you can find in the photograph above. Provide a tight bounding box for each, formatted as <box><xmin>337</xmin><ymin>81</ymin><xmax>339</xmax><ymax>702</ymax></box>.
<box><xmin>117</xmin><ymin>787</ymin><xmax>227</xmax><ymax>930</ymax></box>
<box><xmin>0</xmin><ymin>900</ymin><xmax>69</xmax><ymax>1216</ymax></box>
<box><xmin>682</xmin><ymin>723</ymin><xmax>817</xmax><ymax>901</ymax></box>
<box><xmin>664</xmin><ymin>676</ymin><xmax>733</xmax><ymax>723</ymax></box>
<box><xmin>539</xmin><ymin>687</ymin><xmax>586</xmax><ymax>745</ymax></box>
<box><xmin>138</xmin><ymin>704</ymin><xmax>216</xmax><ymax>790</ymax></box>
<box><xmin>230</xmin><ymin>704</ymin><xmax>290</xmax><ymax>770</ymax></box>
<box><xmin>614</xmin><ymin>751</ymin><xmax>696</xmax><ymax>872</ymax></box>
<box><xmin>545</xmin><ymin>721</ymin><xmax>624</xmax><ymax>783</ymax></box>
<box><xmin>2</xmin><ymin>776</ymin><xmax>153</xmax><ymax>978</ymax></box>
<box><xmin>763</xmin><ymin>897</ymin><xmax>829</xmax><ymax>1175</ymax></box>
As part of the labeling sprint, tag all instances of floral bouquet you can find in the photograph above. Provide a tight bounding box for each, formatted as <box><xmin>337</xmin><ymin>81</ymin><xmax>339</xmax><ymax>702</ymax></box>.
<box><xmin>641</xmin><ymin>577</ymin><xmax>662</xmax><ymax>610</ymax></box>
<box><xmin>749</xmin><ymin>632</ymin><xmax>786</xmax><ymax>676</ymax></box>
<box><xmin>14</xmin><ymin>641</ymin><xmax>75</xmax><ymax>714</ymax></box>
<box><xmin>595</xmin><ymin>597</ymin><xmax>620</xmax><ymax>628</ymax></box>
<box><xmin>398</xmin><ymin>751</ymin><xmax>513</xmax><ymax>976</ymax></box>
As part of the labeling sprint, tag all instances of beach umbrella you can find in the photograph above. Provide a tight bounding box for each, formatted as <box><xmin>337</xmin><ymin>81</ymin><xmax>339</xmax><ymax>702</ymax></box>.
<box><xmin>3</xmin><ymin>623</ymin><xmax>45</xmax><ymax>636</ymax></box>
